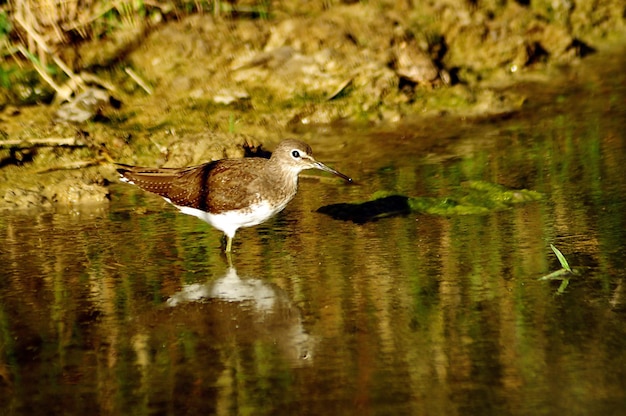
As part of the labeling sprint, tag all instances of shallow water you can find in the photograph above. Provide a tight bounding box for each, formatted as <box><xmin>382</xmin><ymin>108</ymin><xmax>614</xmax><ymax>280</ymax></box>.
<box><xmin>2</xmin><ymin>52</ymin><xmax>626</xmax><ymax>415</ymax></box>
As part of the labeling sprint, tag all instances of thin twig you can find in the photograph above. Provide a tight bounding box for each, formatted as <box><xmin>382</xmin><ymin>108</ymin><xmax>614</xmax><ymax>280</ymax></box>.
<box><xmin>125</xmin><ymin>67</ymin><xmax>153</xmax><ymax>94</ymax></box>
<box><xmin>52</xmin><ymin>54</ymin><xmax>85</xmax><ymax>89</ymax></box>
<box><xmin>0</xmin><ymin>137</ymin><xmax>86</xmax><ymax>149</ymax></box>
<box><xmin>15</xmin><ymin>45</ymin><xmax>64</xmax><ymax>96</ymax></box>
<box><xmin>35</xmin><ymin>159</ymin><xmax>104</xmax><ymax>174</ymax></box>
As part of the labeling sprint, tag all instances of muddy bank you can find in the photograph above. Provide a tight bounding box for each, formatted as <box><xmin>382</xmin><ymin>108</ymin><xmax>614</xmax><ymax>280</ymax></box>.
<box><xmin>0</xmin><ymin>1</ymin><xmax>625</xmax><ymax>209</ymax></box>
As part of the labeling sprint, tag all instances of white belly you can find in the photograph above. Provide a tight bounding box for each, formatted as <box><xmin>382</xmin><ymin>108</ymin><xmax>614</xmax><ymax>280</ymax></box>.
<box><xmin>175</xmin><ymin>201</ymin><xmax>281</xmax><ymax>238</ymax></box>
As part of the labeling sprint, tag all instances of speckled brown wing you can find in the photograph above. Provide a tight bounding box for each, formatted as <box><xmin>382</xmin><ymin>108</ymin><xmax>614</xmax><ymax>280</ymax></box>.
<box><xmin>167</xmin><ymin>158</ymin><xmax>267</xmax><ymax>213</ymax></box>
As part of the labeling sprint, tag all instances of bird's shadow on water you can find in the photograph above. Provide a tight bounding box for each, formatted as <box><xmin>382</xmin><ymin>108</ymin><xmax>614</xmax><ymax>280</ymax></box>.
<box><xmin>316</xmin><ymin>195</ymin><xmax>411</xmax><ymax>224</ymax></box>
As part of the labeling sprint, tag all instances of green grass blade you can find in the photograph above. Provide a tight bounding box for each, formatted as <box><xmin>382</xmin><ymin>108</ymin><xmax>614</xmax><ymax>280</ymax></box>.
<box><xmin>538</xmin><ymin>268</ymin><xmax>569</xmax><ymax>281</ymax></box>
<box><xmin>550</xmin><ymin>244</ymin><xmax>572</xmax><ymax>273</ymax></box>
<box><xmin>557</xmin><ymin>278</ymin><xmax>570</xmax><ymax>294</ymax></box>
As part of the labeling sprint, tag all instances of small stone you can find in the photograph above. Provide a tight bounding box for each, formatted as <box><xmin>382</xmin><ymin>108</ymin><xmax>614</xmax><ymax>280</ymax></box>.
<box><xmin>213</xmin><ymin>88</ymin><xmax>251</xmax><ymax>105</ymax></box>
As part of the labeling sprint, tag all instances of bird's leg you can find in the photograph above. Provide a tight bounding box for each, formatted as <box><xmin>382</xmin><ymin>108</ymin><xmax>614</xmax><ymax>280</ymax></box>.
<box><xmin>225</xmin><ymin>235</ymin><xmax>233</xmax><ymax>253</ymax></box>
<box><xmin>225</xmin><ymin>249</ymin><xmax>233</xmax><ymax>267</ymax></box>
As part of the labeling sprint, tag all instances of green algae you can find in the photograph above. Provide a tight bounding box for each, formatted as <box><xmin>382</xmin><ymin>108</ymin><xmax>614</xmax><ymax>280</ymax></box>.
<box><xmin>411</xmin><ymin>181</ymin><xmax>543</xmax><ymax>215</ymax></box>
<box><xmin>318</xmin><ymin>181</ymin><xmax>543</xmax><ymax>223</ymax></box>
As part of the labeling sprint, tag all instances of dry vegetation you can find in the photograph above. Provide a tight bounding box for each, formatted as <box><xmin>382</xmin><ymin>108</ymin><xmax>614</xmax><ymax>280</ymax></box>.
<box><xmin>3</xmin><ymin>1</ymin><xmax>164</xmax><ymax>102</ymax></box>
<box><xmin>0</xmin><ymin>0</ymin><xmax>272</xmax><ymax>103</ymax></box>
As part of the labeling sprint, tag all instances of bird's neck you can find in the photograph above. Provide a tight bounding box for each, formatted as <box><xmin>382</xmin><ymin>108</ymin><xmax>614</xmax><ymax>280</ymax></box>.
<box><xmin>263</xmin><ymin>161</ymin><xmax>300</xmax><ymax>198</ymax></box>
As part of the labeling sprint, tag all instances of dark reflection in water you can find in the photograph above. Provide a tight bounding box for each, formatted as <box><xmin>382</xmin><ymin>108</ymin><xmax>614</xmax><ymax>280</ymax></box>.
<box><xmin>1</xmin><ymin>51</ymin><xmax>626</xmax><ymax>415</ymax></box>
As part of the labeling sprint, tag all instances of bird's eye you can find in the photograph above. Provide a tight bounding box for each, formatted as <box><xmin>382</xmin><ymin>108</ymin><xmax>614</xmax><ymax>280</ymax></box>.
<box><xmin>291</xmin><ymin>150</ymin><xmax>300</xmax><ymax>158</ymax></box>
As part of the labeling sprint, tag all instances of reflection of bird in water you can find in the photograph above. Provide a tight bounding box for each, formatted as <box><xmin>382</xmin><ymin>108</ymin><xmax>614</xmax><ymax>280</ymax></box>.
<box><xmin>167</xmin><ymin>267</ymin><xmax>314</xmax><ymax>364</ymax></box>
<box><xmin>167</xmin><ymin>268</ymin><xmax>276</xmax><ymax>311</ymax></box>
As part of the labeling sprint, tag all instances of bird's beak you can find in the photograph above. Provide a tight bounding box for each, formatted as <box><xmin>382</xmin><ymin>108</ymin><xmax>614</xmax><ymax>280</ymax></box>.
<box><xmin>313</xmin><ymin>161</ymin><xmax>352</xmax><ymax>182</ymax></box>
